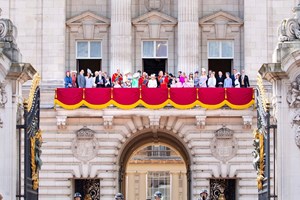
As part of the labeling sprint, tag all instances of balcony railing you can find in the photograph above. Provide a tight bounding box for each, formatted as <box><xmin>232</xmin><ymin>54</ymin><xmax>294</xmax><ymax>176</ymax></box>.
<box><xmin>54</xmin><ymin>88</ymin><xmax>254</xmax><ymax>110</ymax></box>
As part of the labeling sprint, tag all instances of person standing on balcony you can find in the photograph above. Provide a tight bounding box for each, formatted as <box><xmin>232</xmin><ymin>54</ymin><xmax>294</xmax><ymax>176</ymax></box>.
<box><xmin>148</xmin><ymin>74</ymin><xmax>158</xmax><ymax>88</ymax></box>
<box><xmin>64</xmin><ymin>71</ymin><xmax>72</xmax><ymax>88</ymax></box>
<box><xmin>216</xmin><ymin>71</ymin><xmax>224</xmax><ymax>87</ymax></box>
<box><xmin>132</xmin><ymin>70</ymin><xmax>141</xmax><ymax>88</ymax></box>
<box><xmin>207</xmin><ymin>71</ymin><xmax>216</xmax><ymax>88</ymax></box>
<box><xmin>71</xmin><ymin>71</ymin><xmax>78</xmax><ymax>88</ymax></box>
<box><xmin>112</xmin><ymin>69</ymin><xmax>123</xmax><ymax>86</ymax></box>
<box><xmin>77</xmin><ymin>69</ymin><xmax>86</xmax><ymax>88</ymax></box>
<box><xmin>85</xmin><ymin>69</ymin><xmax>94</xmax><ymax>88</ymax></box>
<box><xmin>240</xmin><ymin>69</ymin><xmax>250</xmax><ymax>88</ymax></box>
<box><xmin>103</xmin><ymin>72</ymin><xmax>112</xmax><ymax>88</ymax></box>
<box><xmin>194</xmin><ymin>71</ymin><xmax>200</xmax><ymax>88</ymax></box>
<box><xmin>234</xmin><ymin>72</ymin><xmax>241</xmax><ymax>88</ymax></box>
<box><xmin>224</xmin><ymin>72</ymin><xmax>232</xmax><ymax>88</ymax></box>
<box><xmin>199</xmin><ymin>68</ymin><xmax>208</xmax><ymax>87</ymax></box>
<box><xmin>230</xmin><ymin>68</ymin><xmax>237</xmax><ymax>87</ymax></box>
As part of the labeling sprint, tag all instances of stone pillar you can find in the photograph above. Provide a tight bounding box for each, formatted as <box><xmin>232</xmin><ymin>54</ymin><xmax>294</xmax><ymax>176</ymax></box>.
<box><xmin>171</xmin><ymin>172</ymin><xmax>179</xmax><ymax>200</ymax></box>
<box><xmin>139</xmin><ymin>172</ymin><xmax>147</xmax><ymax>200</ymax></box>
<box><xmin>110</xmin><ymin>0</ymin><xmax>132</xmax><ymax>75</ymax></box>
<box><xmin>177</xmin><ymin>0</ymin><xmax>199</xmax><ymax>74</ymax></box>
<box><xmin>126</xmin><ymin>172</ymin><xmax>136</xmax><ymax>200</ymax></box>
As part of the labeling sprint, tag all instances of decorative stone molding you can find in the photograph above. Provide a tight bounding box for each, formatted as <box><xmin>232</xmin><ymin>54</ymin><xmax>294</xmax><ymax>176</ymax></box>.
<box><xmin>199</xmin><ymin>11</ymin><xmax>243</xmax><ymax>39</ymax></box>
<box><xmin>0</xmin><ymin>116</ymin><xmax>3</xmax><ymax>128</ymax></box>
<box><xmin>242</xmin><ymin>116</ymin><xmax>253</xmax><ymax>129</ymax></box>
<box><xmin>287</xmin><ymin>74</ymin><xmax>300</xmax><ymax>108</ymax></box>
<box><xmin>66</xmin><ymin>11</ymin><xmax>110</xmax><ymax>39</ymax></box>
<box><xmin>0</xmin><ymin>9</ymin><xmax>16</xmax><ymax>43</ymax></box>
<box><xmin>279</xmin><ymin>4</ymin><xmax>300</xmax><ymax>42</ymax></box>
<box><xmin>72</xmin><ymin>126</ymin><xmax>98</xmax><ymax>162</ymax></box>
<box><xmin>149</xmin><ymin>115</ymin><xmax>160</xmax><ymax>129</ymax></box>
<box><xmin>210</xmin><ymin>125</ymin><xmax>238</xmax><ymax>163</ymax></box>
<box><xmin>56</xmin><ymin>115</ymin><xmax>67</xmax><ymax>129</ymax></box>
<box><xmin>103</xmin><ymin>115</ymin><xmax>113</xmax><ymax>129</ymax></box>
<box><xmin>195</xmin><ymin>116</ymin><xmax>206</xmax><ymax>129</ymax></box>
<box><xmin>0</xmin><ymin>81</ymin><xmax>7</xmax><ymax>107</ymax></box>
<box><xmin>144</xmin><ymin>0</ymin><xmax>165</xmax><ymax>11</ymax></box>
<box><xmin>132</xmin><ymin>10</ymin><xmax>177</xmax><ymax>38</ymax></box>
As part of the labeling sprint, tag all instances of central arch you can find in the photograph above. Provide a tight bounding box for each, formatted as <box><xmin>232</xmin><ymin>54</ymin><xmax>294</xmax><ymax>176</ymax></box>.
<box><xmin>118</xmin><ymin>130</ymin><xmax>192</xmax><ymax>200</ymax></box>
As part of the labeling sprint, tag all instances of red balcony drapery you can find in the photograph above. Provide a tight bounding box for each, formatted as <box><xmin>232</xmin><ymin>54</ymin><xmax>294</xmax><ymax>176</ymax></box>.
<box><xmin>54</xmin><ymin>88</ymin><xmax>254</xmax><ymax>110</ymax></box>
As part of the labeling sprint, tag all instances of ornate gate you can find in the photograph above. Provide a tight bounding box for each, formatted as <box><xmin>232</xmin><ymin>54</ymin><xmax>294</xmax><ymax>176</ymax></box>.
<box><xmin>254</xmin><ymin>75</ymin><xmax>276</xmax><ymax>200</ymax></box>
<box><xmin>17</xmin><ymin>74</ymin><xmax>42</xmax><ymax>200</ymax></box>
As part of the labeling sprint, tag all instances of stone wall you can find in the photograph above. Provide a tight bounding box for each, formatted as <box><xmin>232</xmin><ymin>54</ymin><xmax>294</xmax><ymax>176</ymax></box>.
<box><xmin>39</xmin><ymin>108</ymin><xmax>258</xmax><ymax>200</ymax></box>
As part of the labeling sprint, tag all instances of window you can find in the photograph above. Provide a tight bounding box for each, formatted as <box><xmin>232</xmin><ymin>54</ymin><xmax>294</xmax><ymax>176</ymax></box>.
<box><xmin>76</xmin><ymin>41</ymin><xmax>102</xmax><ymax>59</ymax></box>
<box><xmin>142</xmin><ymin>41</ymin><xmax>168</xmax><ymax>58</ymax></box>
<box><xmin>147</xmin><ymin>145</ymin><xmax>171</xmax><ymax>157</ymax></box>
<box><xmin>208</xmin><ymin>41</ymin><xmax>234</xmax><ymax>59</ymax></box>
<box><xmin>147</xmin><ymin>171</ymin><xmax>170</xmax><ymax>200</ymax></box>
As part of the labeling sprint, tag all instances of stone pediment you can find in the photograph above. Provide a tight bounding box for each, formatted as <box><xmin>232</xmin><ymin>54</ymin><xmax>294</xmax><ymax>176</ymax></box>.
<box><xmin>132</xmin><ymin>11</ymin><xmax>177</xmax><ymax>26</ymax></box>
<box><xmin>66</xmin><ymin>11</ymin><xmax>110</xmax><ymax>26</ymax></box>
<box><xmin>199</xmin><ymin>11</ymin><xmax>243</xmax><ymax>25</ymax></box>
<box><xmin>66</xmin><ymin>11</ymin><xmax>110</xmax><ymax>39</ymax></box>
<box><xmin>199</xmin><ymin>11</ymin><xmax>243</xmax><ymax>39</ymax></box>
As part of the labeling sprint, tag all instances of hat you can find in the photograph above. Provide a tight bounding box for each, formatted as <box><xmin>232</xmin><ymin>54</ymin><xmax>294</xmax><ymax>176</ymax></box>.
<box><xmin>71</xmin><ymin>70</ymin><xmax>77</xmax><ymax>74</ymax></box>
<box><xmin>200</xmin><ymin>189</ymin><xmax>208</xmax><ymax>195</ymax></box>
<box><xmin>151</xmin><ymin>74</ymin><xmax>156</xmax><ymax>78</ymax></box>
<box><xmin>133</xmin><ymin>72</ymin><xmax>140</xmax><ymax>78</ymax></box>
<box><xmin>74</xmin><ymin>192</ymin><xmax>82</xmax><ymax>198</ymax></box>
<box><xmin>169</xmin><ymin>73</ymin><xmax>174</xmax><ymax>77</ymax></box>
<box><xmin>115</xmin><ymin>193</ymin><xmax>124</xmax><ymax>200</ymax></box>
<box><xmin>87</xmin><ymin>68</ymin><xmax>93</xmax><ymax>75</ymax></box>
<box><xmin>154</xmin><ymin>191</ymin><xmax>162</xmax><ymax>198</ymax></box>
<box><xmin>201</xmin><ymin>68</ymin><xmax>206</xmax><ymax>72</ymax></box>
<box><xmin>195</xmin><ymin>71</ymin><xmax>199</xmax><ymax>74</ymax></box>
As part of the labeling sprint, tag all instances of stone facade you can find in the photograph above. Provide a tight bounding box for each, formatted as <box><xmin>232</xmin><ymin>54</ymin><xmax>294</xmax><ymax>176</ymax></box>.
<box><xmin>0</xmin><ymin>10</ymin><xmax>36</xmax><ymax>200</ymax></box>
<box><xmin>0</xmin><ymin>0</ymin><xmax>298</xmax><ymax>200</ymax></box>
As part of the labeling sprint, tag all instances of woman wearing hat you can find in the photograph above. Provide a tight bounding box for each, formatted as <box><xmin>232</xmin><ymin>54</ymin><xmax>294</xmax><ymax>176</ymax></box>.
<box><xmin>199</xmin><ymin>189</ymin><xmax>209</xmax><ymax>200</ymax></box>
<box><xmin>148</xmin><ymin>74</ymin><xmax>157</xmax><ymax>88</ymax></box>
<box><xmin>64</xmin><ymin>71</ymin><xmax>72</xmax><ymax>88</ymax></box>
<box><xmin>74</xmin><ymin>192</ymin><xmax>82</xmax><ymax>200</ymax></box>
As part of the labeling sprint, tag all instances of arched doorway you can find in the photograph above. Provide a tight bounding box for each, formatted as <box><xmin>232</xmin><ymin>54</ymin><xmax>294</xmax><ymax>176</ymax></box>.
<box><xmin>118</xmin><ymin>131</ymin><xmax>191</xmax><ymax>200</ymax></box>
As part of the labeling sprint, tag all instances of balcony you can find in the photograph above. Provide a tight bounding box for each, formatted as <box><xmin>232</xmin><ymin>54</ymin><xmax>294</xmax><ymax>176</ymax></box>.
<box><xmin>54</xmin><ymin>87</ymin><xmax>254</xmax><ymax>110</ymax></box>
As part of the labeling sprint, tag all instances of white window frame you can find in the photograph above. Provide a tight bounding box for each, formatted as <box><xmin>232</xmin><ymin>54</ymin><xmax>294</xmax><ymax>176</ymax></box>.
<box><xmin>76</xmin><ymin>40</ymin><xmax>102</xmax><ymax>59</ymax></box>
<box><xmin>207</xmin><ymin>40</ymin><xmax>234</xmax><ymax>59</ymax></box>
<box><xmin>147</xmin><ymin>171</ymin><xmax>171</xmax><ymax>200</ymax></box>
<box><xmin>142</xmin><ymin>40</ymin><xmax>168</xmax><ymax>58</ymax></box>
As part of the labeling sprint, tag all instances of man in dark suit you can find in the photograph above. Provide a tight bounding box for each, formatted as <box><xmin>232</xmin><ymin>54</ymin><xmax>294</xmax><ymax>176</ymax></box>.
<box><xmin>216</xmin><ymin>71</ymin><xmax>224</xmax><ymax>87</ymax></box>
<box><xmin>240</xmin><ymin>69</ymin><xmax>250</xmax><ymax>88</ymax></box>
<box><xmin>230</xmin><ymin>68</ymin><xmax>237</xmax><ymax>87</ymax></box>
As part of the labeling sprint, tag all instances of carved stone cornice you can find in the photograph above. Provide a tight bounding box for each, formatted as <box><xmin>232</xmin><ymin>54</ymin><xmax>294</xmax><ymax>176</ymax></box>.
<box><xmin>287</xmin><ymin>74</ymin><xmax>300</xmax><ymax>108</ymax></box>
<box><xmin>149</xmin><ymin>115</ymin><xmax>160</xmax><ymax>129</ymax></box>
<box><xmin>56</xmin><ymin>115</ymin><xmax>67</xmax><ymax>129</ymax></box>
<box><xmin>195</xmin><ymin>116</ymin><xmax>206</xmax><ymax>129</ymax></box>
<box><xmin>242</xmin><ymin>116</ymin><xmax>253</xmax><ymax>129</ymax></box>
<box><xmin>0</xmin><ymin>9</ymin><xmax>16</xmax><ymax>43</ymax></box>
<box><xmin>103</xmin><ymin>115</ymin><xmax>113</xmax><ymax>129</ymax></box>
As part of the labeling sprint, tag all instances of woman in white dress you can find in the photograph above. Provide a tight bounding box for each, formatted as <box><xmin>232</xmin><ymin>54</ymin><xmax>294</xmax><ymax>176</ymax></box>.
<box><xmin>85</xmin><ymin>68</ymin><xmax>94</xmax><ymax>88</ymax></box>
<box><xmin>207</xmin><ymin>72</ymin><xmax>216</xmax><ymax>88</ymax></box>
<box><xmin>148</xmin><ymin>74</ymin><xmax>157</xmax><ymax>88</ymax></box>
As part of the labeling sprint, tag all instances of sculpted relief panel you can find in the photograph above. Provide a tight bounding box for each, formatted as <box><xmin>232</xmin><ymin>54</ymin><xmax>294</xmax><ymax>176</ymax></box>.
<box><xmin>210</xmin><ymin>126</ymin><xmax>238</xmax><ymax>163</ymax></box>
<box><xmin>72</xmin><ymin>127</ymin><xmax>98</xmax><ymax>162</ymax></box>
<box><xmin>287</xmin><ymin>74</ymin><xmax>300</xmax><ymax>148</ymax></box>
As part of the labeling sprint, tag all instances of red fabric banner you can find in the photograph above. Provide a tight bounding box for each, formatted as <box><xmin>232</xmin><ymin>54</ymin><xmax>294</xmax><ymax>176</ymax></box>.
<box><xmin>84</xmin><ymin>88</ymin><xmax>111</xmax><ymax>105</ymax></box>
<box><xmin>170</xmin><ymin>88</ymin><xmax>197</xmax><ymax>105</ymax></box>
<box><xmin>141</xmin><ymin>88</ymin><xmax>168</xmax><ymax>105</ymax></box>
<box><xmin>56</xmin><ymin>88</ymin><xmax>83</xmax><ymax>106</ymax></box>
<box><xmin>198</xmin><ymin>88</ymin><xmax>225</xmax><ymax>105</ymax></box>
<box><xmin>54</xmin><ymin>88</ymin><xmax>254</xmax><ymax>110</ymax></box>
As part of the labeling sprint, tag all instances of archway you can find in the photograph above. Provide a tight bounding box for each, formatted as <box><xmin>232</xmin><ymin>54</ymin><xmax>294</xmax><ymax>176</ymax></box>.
<box><xmin>118</xmin><ymin>131</ymin><xmax>191</xmax><ymax>200</ymax></box>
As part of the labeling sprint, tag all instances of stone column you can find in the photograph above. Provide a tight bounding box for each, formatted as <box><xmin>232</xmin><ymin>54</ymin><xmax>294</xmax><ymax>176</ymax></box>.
<box><xmin>177</xmin><ymin>0</ymin><xmax>199</xmax><ymax>74</ymax></box>
<box><xmin>126</xmin><ymin>172</ymin><xmax>136</xmax><ymax>200</ymax></box>
<box><xmin>171</xmin><ymin>172</ymin><xmax>179</xmax><ymax>200</ymax></box>
<box><xmin>110</xmin><ymin>0</ymin><xmax>132</xmax><ymax>75</ymax></box>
